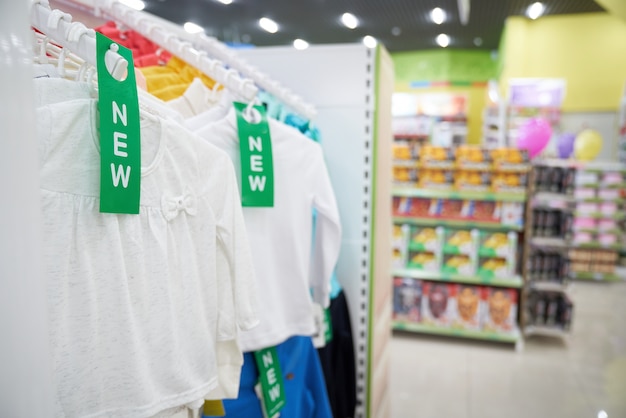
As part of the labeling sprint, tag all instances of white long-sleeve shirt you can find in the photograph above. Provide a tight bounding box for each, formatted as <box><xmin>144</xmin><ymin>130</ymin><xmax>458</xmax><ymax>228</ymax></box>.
<box><xmin>190</xmin><ymin>108</ymin><xmax>342</xmax><ymax>352</ymax></box>
<box><xmin>36</xmin><ymin>79</ymin><xmax>258</xmax><ymax>418</ymax></box>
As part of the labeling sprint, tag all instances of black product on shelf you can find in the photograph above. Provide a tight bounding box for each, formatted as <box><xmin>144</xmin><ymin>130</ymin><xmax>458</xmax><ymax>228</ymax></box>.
<box><xmin>549</xmin><ymin>168</ymin><xmax>563</xmax><ymax>193</ymax></box>
<box><xmin>527</xmin><ymin>291</ymin><xmax>574</xmax><ymax>330</ymax></box>
<box><xmin>528</xmin><ymin>250</ymin><xmax>570</xmax><ymax>283</ymax></box>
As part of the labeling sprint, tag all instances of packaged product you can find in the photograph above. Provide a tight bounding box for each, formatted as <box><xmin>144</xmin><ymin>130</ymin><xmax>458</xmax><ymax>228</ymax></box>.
<box><xmin>500</xmin><ymin>202</ymin><xmax>525</xmax><ymax>227</ymax></box>
<box><xmin>393</xmin><ymin>277</ymin><xmax>422</xmax><ymax>322</ymax></box>
<box><xmin>454</xmin><ymin>170</ymin><xmax>492</xmax><ymax>191</ymax></box>
<box><xmin>440</xmin><ymin>199</ymin><xmax>464</xmax><ymax>219</ymax></box>
<box><xmin>393</xmin><ymin>197</ymin><xmax>440</xmax><ymax>217</ymax></box>
<box><xmin>421</xmin><ymin>282</ymin><xmax>456</xmax><ymax>327</ymax></box>
<box><xmin>477</xmin><ymin>256</ymin><xmax>513</xmax><ymax>278</ymax></box>
<box><xmin>392</xmin><ymin>140</ymin><xmax>413</xmax><ymax>160</ymax></box>
<box><xmin>455</xmin><ymin>146</ymin><xmax>492</xmax><ymax>170</ymax></box>
<box><xmin>442</xmin><ymin>254</ymin><xmax>475</xmax><ymax>276</ymax></box>
<box><xmin>443</xmin><ymin>228</ymin><xmax>478</xmax><ymax>256</ymax></box>
<box><xmin>418</xmin><ymin>168</ymin><xmax>454</xmax><ymax>189</ymax></box>
<box><xmin>482</xmin><ymin>287</ymin><xmax>518</xmax><ymax>333</ymax></box>
<box><xmin>407</xmin><ymin>251</ymin><xmax>440</xmax><ymax>272</ymax></box>
<box><xmin>393</xmin><ymin>166</ymin><xmax>418</xmax><ymax>186</ymax></box>
<box><xmin>392</xmin><ymin>224</ymin><xmax>410</xmax><ymax>269</ymax></box>
<box><xmin>452</xmin><ymin>285</ymin><xmax>483</xmax><ymax>330</ymax></box>
<box><xmin>491</xmin><ymin>171</ymin><xmax>528</xmax><ymax>193</ymax></box>
<box><xmin>409</xmin><ymin>226</ymin><xmax>444</xmax><ymax>253</ymax></box>
<box><xmin>417</xmin><ymin>145</ymin><xmax>454</xmax><ymax>167</ymax></box>
<box><xmin>478</xmin><ymin>231</ymin><xmax>518</xmax><ymax>260</ymax></box>
<box><xmin>491</xmin><ymin>148</ymin><xmax>529</xmax><ymax>171</ymax></box>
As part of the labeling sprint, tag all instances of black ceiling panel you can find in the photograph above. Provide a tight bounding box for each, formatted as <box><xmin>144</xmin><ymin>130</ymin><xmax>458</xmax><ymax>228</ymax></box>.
<box><xmin>142</xmin><ymin>0</ymin><xmax>606</xmax><ymax>51</ymax></box>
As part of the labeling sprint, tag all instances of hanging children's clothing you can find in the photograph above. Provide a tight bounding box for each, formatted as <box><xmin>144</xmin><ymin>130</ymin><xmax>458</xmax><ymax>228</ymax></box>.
<box><xmin>36</xmin><ymin>78</ymin><xmax>258</xmax><ymax>418</ymax></box>
<box><xmin>188</xmin><ymin>107</ymin><xmax>342</xmax><ymax>353</ymax></box>
<box><xmin>206</xmin><ymin>336</ymin><xmax>332</xmax><ymax>418</ymax></box>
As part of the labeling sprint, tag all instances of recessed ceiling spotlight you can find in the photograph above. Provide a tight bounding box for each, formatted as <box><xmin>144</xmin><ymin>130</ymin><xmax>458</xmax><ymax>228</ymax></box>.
<box><xmin>183</xmin><ymin>22</ymin><xmax>204</xmax><ymax>34</ymax></box>
<box><xmin>259</xmin><ymin>17</ymin><xmax>279</xmax><ymax>33</ymax></box>
<box><xmin>363</xmin><ymin>35</ymin><xmax>377</xmax><ymax>49</ymax></box>
<box><xmin>526</xmin><ymin>2</ymin><xmax>545</xmax><ymax>20</ymax></box>
<box><xmin>431</xmin><ymin>7</ymin><xmax>446</xmax><ymax>25</ymax></box>
<box><xmin>119</xmin><ymin>0</ymin><xmax>145</xmax><ymax>10</ymax></box>
<box><xmin>341</xmin><ymin>12</ymin><xmax>359</xmax><ymax>29</ymax></box>
<box><xmin>473</xmin><ymin>37</ymin><xmax>483</xmax><ymax>46</ymax></box>
<box><xmin>391</xmin><ymin>26</ymin><xmax>401</xmax><ymax>36</ymax></box>
<box><xmin>293</xmin><ymin>39</ymin><xmax>309</xmax><ymax>50</ymax></box>
<box><xmin>436</xmin><ymin>33</ymin><xmax>450</xmax><ymax>48</ymax></box>
<box><xmin>216</xmin><ymin>0</ymin><xmax>233</xmax><ymax>4</ymax></box>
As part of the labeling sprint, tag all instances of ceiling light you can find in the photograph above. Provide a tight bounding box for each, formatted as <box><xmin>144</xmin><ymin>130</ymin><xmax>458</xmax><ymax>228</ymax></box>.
<box><xmin>341</xmin><ymin>12</ymin><xmax>359</xmax><ymax>29</ymax></box>
<box><xmin>431</xmin><ymin>7</ymin><xmax>446</xmax><ymax>25</ymax></box>
<box><xmin>216</xmin><ymin>0</ymin><xmax>233</xmax><ymax>4</ymax></box>
<box><xmin>526</xmin><ymin>2</ymin><xmax>545</xmax><ymax>20</ymax></box>
<box><xmin>259</xmin><ymin>17</ymin><xmax>279</xmax><ymax>33</ymax></box>
<box><xmin>293</xmin><ymin>39</ymin><xmax>309</xmax><ymax>50</ymax></box>
<box><xmin>436</xmin><ymin>33</ymin><xmax>450</xmax><ymax>48</ymax></box>
<box><xmin>598</xmin><ymin>411</ymin><xmax>608</xmax><ymax>418</ymax></box>
<box><xmin>473</xmin><ymin>37</ymin><xmax>483</xmax><ymax>46</ymax></box>
<box><xmin>119</xmin><ymin>0</ymin><xmax>145</xmax><ymax>11</ymax></box>
<box><xmin>184</xmin><ymin>22</ymin><xmax>204</xmax><ymax>34</ymax></box>
<box><xmin>363</xmin><ymin>35</ymin><xmax>377</xmax><ymax>49</ymax></box>
<box><xmin>391</xmin><ymin>27</ymin><xmax>401</xmax><ymax>36</ymax></box>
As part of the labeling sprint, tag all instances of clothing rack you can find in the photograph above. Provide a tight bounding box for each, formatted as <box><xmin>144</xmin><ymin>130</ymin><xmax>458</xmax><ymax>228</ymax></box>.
<box><xmin>143</xmin><ymin>14</ymin><xmax>318</xmax><ymax>120</ymax></box>
<box><xmin>31</xmin><ymin>0</ymin><xmax>128</xmax><ymax>80</ymax></box>
<box><xmin>91</xmin><ymin>0</ymin><xmax>259</xmax><ymax>102</ymax></box>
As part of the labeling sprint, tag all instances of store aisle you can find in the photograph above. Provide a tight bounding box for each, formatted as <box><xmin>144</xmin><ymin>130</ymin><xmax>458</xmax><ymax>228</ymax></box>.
<box><xmin>390</xmin><ymin>281</ymin><xmax>626</xmax><ymax>418</ymax></box>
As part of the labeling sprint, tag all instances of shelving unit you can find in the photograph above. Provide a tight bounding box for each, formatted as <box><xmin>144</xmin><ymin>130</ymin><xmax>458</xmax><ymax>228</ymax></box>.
<box><xmin>523</xmin><ymin>159</ymin><xmax>626</xmax><ymax>339</ymax></box>
<box><xmin>391</xmin><ymin>145</ymin><xmax>530</xmax><ymax>347</ymax></box>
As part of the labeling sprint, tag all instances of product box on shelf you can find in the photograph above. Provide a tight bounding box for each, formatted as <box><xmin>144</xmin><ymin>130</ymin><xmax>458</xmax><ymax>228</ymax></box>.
<box><xmin>482</xmin><ymin>287</ymin><xmax>518</xmax><ymax>334</ymax></box>
<box><xmin>501</xmin><ymin>202</ymin><xmax>525</xmax><ymax>228</ymax></box>
<box><xmin>491</xmin><ymin>171</ymin><xmax>528</xmax><ymax>193</ymax></box>
<box><xmin>527</xmin><ymin>291</ymin><xmax>573</xmax><ymax>330</ymax></box>
<box><xmin>421</xmin><ymin>282</ymin><xmax>457</xmax><ymax>327</ymax></box>
<box><xmin>407</xmin><ymin>251</ymin><xmax>440</xmax><ymax>272</ymax></box>
<box><xmin>443</xmin><ymin>228</ymin><xmax>478</xmax><ymax>256</ymax></box>
<box><xmin>393</xmin><ymin>197</ymin><xmax>441</xmax><ymax>217</ymax></box>
<box><xmin>461</xmin><ymin>200</ymin><xmax>502</xmax><ymax>222</ymax></box>
<box><xmin>418</xmin><ymin>145</ymin><xmax>455</xmax><ymax>168</ymax></box>
<box><xmin>442</xmin><ymin>254</ymin><xmax>475</xmax><ymax>276</ymax></box>
<box><xmin>535</xmin><ymin>165</ymin><xmax>575</xmax><ymax>194</ymax></box>
<box><xmin>393</xmin><ymin>277</ymin><xmax>422</xmax><ymax>323</ymax></box>
<box><xmin>392</xmin><ymin>224</ymin><xmax>411</xmax><ymax>269</ymax></box>
<box><xmin>393</xmin><ymin>166</ymin><xmax>418</xmax><ymax>186</ymax></box>
<box><xmin>409</xmin><ymin>226</ymin><xmax>444</xmax><ymax>253</ymax></box>
<box><xmin>440</xmin><ymin>199</ymin><xmax>464</xmax><ymax>218</ymax></box>
<box><xmin>418</xmin><ymin>168</ymin><xmax>454</xmax><ymax>189</ymax></box>
<box><xmin>477</xmin><ymin>256</ymin><xmax>514</xmax><ymax>278</ymax></box>
<box><xmin>453</xmin><ymin>285</ymin><xmax>483</xmax><ymax>331</ymax></box>
<box><xmin>454</xmin><ymin>170</ymin><xmax>492</xmax><ymax>191</ymax></box>
<box><xmin>528</xmin><ymin>250</ymin><xmax>570</xmax><ymax>282</ymax></box>
<box><xmin>491</xmin><ymin>148</ymin><xmax>530</xmax><ymax>171</ymax></box>
<box><xmin>455</xmin><ymin>146</ymin><xmax>492</xmax><ymax>170</ymax></box>
<box><xmin>478</xmin><ymin>231</ymin><xmax>518</xmax><ymax>259</ymax></box>
<box><xmin>392</xmin><ymin>140</ymin><xmax>416</xmax><ymax>161</ymax></box>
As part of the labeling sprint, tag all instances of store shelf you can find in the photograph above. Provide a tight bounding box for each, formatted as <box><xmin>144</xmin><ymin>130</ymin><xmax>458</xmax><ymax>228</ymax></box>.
<box><xmin>530</xmin><ymin>237</ymin><xmax>568</xmax><ymax>248</ymax></box>
<box><xmin>392</xmin><ymin>216</ymin><xmax>524</xmax><ymax>231</ymax></box>
<box><xmin>524</xmin><ymin>325</ymin><xmax>570</xmax><ymax>338</ymax></box>
<box><xmin>530</xmin><ymin>281</ymin><xmax>569</xmax><ymax>292</ymax></box>
<box><xmin>392</xmin><ymin>321</ymin><xmax>521</xmax><ymax>343</ymax></box>
<box><xmin>392</xmin><ymin>187</ymin><xmax>527</xmax><ymax>202</ymax></box>
<box><xmin>578</xmin><ymin>182</ymin><xmax>626</xmax><ymax>189</ymax></box>
<box><xmin>569</xmin><ymin>272</ymin><xmax>623</xmax><ymax>282</ymax></box>
<box><xmin>531</xmin><ymin>237</ymin><xmax>623</xmax><ymax>251</ymax></box>
<box><xmin>392</xmin><ymin>268</ymin><xmax>524</xmax><ymax>288</ymax></box>
<box><xmin>573</xmin><ymin>212</ymin><xmax>625</xmax><ymax>220</ymax></box>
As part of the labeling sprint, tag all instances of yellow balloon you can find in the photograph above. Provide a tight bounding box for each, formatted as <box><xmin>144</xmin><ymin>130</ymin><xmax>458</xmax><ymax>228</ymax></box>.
<box><xmin>574</xmin><ymin>129</ymin><xmax>603</xmax><ymax>161</ymax></box>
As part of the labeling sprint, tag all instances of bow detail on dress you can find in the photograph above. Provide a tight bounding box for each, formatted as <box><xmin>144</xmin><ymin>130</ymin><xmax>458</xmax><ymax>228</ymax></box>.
<box><xmin>161</xmin><ymin>189</ymin><xmax>198</xmax><ymax>221</ymax></box>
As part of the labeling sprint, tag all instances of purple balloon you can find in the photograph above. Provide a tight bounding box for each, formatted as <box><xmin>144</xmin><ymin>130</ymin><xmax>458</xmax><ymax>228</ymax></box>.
<box><xmin>557</xmin><ymin>132</ymin><xmax>576</xmax><ymax>159</ymax></box>
<box><xmin>516</xmin><ymin>118</ymin><xmax>552</xmax><ymax>159</ymax></box>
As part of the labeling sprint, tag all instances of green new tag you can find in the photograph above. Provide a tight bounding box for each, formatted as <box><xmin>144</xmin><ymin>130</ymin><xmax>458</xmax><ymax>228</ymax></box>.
<box><xmin>234</xmin><ymin>102</ymin><xmax>274</xmax><ymax>207</ymax></box>
<box><xmin>254</xmin><ymin>347</ymin><xmax>286</xmax><ymax>418</ymax></box>
<box><xmin>96</xmin><ymin>33</ymin><xmax>141</xmax><ymax>214</ymax></box>
<box><xmin>323</xmin><ymin>308</ymin><xmax>333</xmax><ymax>343</ymax></box>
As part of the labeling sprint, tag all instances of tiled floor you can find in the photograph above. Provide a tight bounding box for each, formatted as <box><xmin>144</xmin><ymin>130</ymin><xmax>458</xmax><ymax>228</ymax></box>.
<box><xmin>390</xmin><ymin>281</ymin><xmax>626</xmax><ymax>418</ymax></box>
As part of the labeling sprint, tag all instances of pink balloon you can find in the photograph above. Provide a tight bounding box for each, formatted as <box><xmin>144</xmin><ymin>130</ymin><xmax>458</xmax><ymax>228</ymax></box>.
<box><xmin>516</xmin><ymin>118</ymin><xmax>552</xmax><ymax>158</ymax></box>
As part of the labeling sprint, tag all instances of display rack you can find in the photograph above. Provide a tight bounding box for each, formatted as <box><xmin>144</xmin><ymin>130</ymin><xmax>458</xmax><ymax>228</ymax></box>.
<box><xmin>391</xmin><ymin>145</ymin><xmax>530</xmax><ymax>349</ymax></box>
<box><xmin>523</xmin><ymin>159</ymin><xmax>626</xmax><ymax>338</ymax></box>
